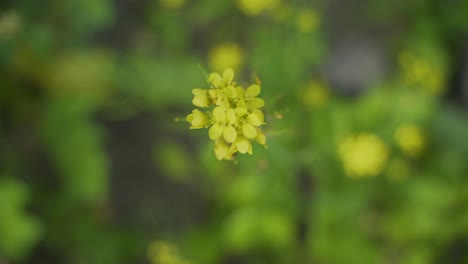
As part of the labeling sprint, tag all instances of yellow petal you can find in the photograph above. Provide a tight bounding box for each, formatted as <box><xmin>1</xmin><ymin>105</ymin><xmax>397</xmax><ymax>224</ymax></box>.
<box><xmin>236</xmin><ymin>86</ymin><xmax>245</xmax><ymax>98</ymax></box>
<box><xmin>192</xmin><ymin>88</ymin><xmax>204</xmax><ymax>95</ymax></box>
<box><xmin>249</xmin><ymin>98</ymin><xmax>265</xmax><ymax>108</ymax></box>
<box><xmin>224</xmin><ymin>85</ymin><xmax>237</xmax><ymax>98</ymax></box>
<box><xmin>251</xmin><ymin>109</ymin><xmax>264</xmax><ymax>123</ymax></box>
<box><xmin>235</xmin><ymin>107</ymin><xmax>247</xmax><ymax>117</ymax></box>
<box><xmin>208</xmin><ymin>89</ymin><xmax>217</xmax><ymax>99</ymax></box>
<box><xmin>255</xmin><ymin>131</ymin><xmax>266</xmax><ymax>145</ymax></box>
<box><xmin>236</xmin><ymin>138</ymin><xmax>251</xmax><ymax>154</ymax></box>
<box><xmin>186</xmin><ymin>113</ymin><xmax>194</xmax><ymax>123</ymax></box>
<box><xmin>214</xmin><ymin>141</ymin><xmax>229</xmax><ymax>160</ymax></box>
<box><xmin>247</xmin><ymin>113</ymin><xmax>261</xmax><ymax>126</ymax></box>
<box><xmin>209</xmin><ymin>124</ymin><xmax>223</xmax><ymax>140</ymax></box>
<box><xmin>212</xmin><ymin>107</ymin><xmax>226</xmax><ymax>122</ymax></box>
<box><xmin>242</xmin><ymin>123</ymin><xmax>257</xmax><ymax>139</ymax></box>
<box><xmin>226</xmin><ymin>109</ymin><xmax>237</xmax><ymax>124</ymax></box>
<box><xmin>223</xmin><ymin>125</ymin><xmax>237</xmax><ymax>143</ymax></box>
<box><xmin>223</xmin><ymin>68</ymin><xmax>234</xmax><ymax>84</ymax></box>
<box><xmin>192</xmin><ymin>93</ymin><xmax>209</xmax><ymax>107</ymax></box>
<box><xmin>208</xmin><ymin>73</ymin><xmax>223</xmax><ymax>87</ymax></box>
<box><xmin>191</xmin><ymin>110</ymin><xmax>207</xmax><ymax>128</ymax></box>
<box><xmin>245</xmin><ymin>84</ymin><xmax>261</xmax><ymax>98</ymax></box>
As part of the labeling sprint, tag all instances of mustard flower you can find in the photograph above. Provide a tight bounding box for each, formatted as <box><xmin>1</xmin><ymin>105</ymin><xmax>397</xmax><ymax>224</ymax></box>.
<box><xmin>186</xmin><ymin>68</ymin><xmax>267</xmax><ymax>160</ymax></box>
<box><xmin>338</xmin><ymin>133</ymin><xmax>389</xmax><ymax>178</ymax></box>
<box><xmin>301</xmin><ymin>80</ymin><xmax>329</xmax><ymax>108</ymax></box>
<box><xmin>208</xmin><ymin>43</ymin><xmax>244</xmax><ymax>72</ymax></box>
<box><xmin>394</xmin><ymin>125</ymin><xmax>425</xmax><ymax>157</ymax></box>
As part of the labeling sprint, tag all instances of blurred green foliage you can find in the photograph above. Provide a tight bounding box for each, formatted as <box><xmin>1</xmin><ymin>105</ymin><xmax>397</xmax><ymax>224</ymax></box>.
<box><xmin>1</xmin><ymin>0</ymin><xmax>468</xmax><ymax>264</ymax></box>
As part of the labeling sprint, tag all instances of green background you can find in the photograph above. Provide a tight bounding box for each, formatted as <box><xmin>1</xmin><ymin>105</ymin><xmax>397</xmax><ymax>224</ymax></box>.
<box><xmin>1</xmin><ymin>0</ymin><xmax>468</xmax><ymax>263</ymax></box>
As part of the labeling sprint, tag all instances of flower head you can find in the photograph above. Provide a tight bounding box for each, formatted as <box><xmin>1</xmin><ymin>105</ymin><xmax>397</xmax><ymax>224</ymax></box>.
<box><xmin>208</xmin><ymin>43</ymin><xmax>244</xmax><ymax>72</ymax></box>
<box><xmin>338</xmin><ymin>133</ymin><xmax>388</xmax><ymax>178</ymax></box>
<box><xmin>394</xmin><ymin>125</ymin><xmax>425</xmax><ymax>157</ymax></box>
<box><xmin>186</xmin><ymin>68</ymin><xmax>267</xmax><ymax>160</ymax></box>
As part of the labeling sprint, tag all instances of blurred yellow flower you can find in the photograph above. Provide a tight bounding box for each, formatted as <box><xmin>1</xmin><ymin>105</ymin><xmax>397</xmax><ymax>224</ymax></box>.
<box><xmin>339</xmin><ymin>133</ymin><xmax>388</xmax><ymax>178</ymax></box>
<box><xmin>295</xmin><ymin>9</ymin><xmax>320</xmax><ymax>33</ymax></box>
<box><xmin>236</xmin><ymin>0</ymin><xmax>280</xmax><ymax>16</ymax></box>
<box><xmin>301</xmin><ymin>80</ymin><xmax>329</xmax><ymax>107</ymax></box>
<box><xmin>208</xmin><ymin>43</ymin><xmax>244</xmax><ymax>73</ymax></box>
<box><xmin>394</xmin><ymin>125</ymin><xmax>425</xmax><ymax>157</ymax></box>
<box><xmin>147</xmin><ymin>240</ymin><xmax>188</xmax><ymax>264</ymax></box>
<box><xmin>159</xmin><ymin>0</ymin><xmax>186</xmax><ymax>9</ymax></box>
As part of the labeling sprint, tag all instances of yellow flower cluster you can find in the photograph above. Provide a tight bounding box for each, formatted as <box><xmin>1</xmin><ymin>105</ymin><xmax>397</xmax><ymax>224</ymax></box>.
<box><xmin>338</xmin><ymin>133</ymin><xmax>388</xmax><ymax>178</ymax></box>
<box><xmin>394</xmin><ymin>125</ymin><xmax>425</xmax><ymax>157</ymax></box>
<box><xmin>186</xmin><ymin>68</ymin><xmax>266</xmax><ymax>160</ymax></box>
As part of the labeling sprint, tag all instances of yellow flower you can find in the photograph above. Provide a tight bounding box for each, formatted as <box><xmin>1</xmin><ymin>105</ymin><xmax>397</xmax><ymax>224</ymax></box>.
<box><xmin>186</xmin><ymin>109</ymin><xmax>208</xmax><ymax>129</ymax></box>
<box><xmin>236</xmin><ymin>0</ymin><xmax>280</xmax><ymax>16</ymax></box>
<box><xmin>394</xmin><ymin>125</ymin><xmax>425</xmax><ymax>157</ymax></box>
<box><xmin>208</xmin><ymin>43</ymin><xmax>244</xmax><ymax>72</ymax></box>
<box><xmin>296</xmin><ymin>9</ymin><xmax>320</xmax><ymax>33</ymax></box>
<box><xmin>186</xmin><ymin>68</ymin><xmax>267</xmax><ymax>160</ymax></box>
<box><xmin>301</xmin><ymin>80</ymin><xmax>329</xmax><ymax>107</ymax></box>
<box><xmin>338</xmin><ymin>133</ymin><xmax>388</xmax><ymax>178</ymax></box>
<box><xmin>209</xmin><ymin>107</ymin><xmax>238</xmax><ymax>143</ymax></box>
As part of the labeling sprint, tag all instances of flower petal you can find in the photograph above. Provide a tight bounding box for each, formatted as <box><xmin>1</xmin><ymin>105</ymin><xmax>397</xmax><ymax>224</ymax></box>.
<box><xmin>249</xmin><ymin>98</ymin><xmax>265</xmax><ymax>108</ymax></box>
<box><xmin>236</xmin><ymin>138</ymin><xmax>251</xmax><ymax>154</ymax></box>
<box><xmin>245</xmin><ymin>84</ymin><xmax>261</xmax><ymax>98</ymax></box>
<box><xmin>186</xmin><ymin>113</ymin><xmax>194</xmax><ymax>123</ymax></box>
<box><xmin>226</xmin><ymin>109</ymin><xmax>237</xmax><ymax>124</ymax></box>
<box><xmin>192</xmin><ymin>88</ymin><xmax>204</xmax><ymax>95</ymax></box>
<box><xmin>255</xmin><ymin>131</ymin><xmax>266</xmax><ymax>145</ymax></box>
<box><xmin>223</xmin><ymin>125</ymin><xmax>237</xmax><ymax>143</ymax></box>
<box><xmin>247</xmin><ymin>113</ymin><xmax>261</xmax><ymax>126</ymax></box>
<box><xmin>251</xmin><ymin>109</ymin><xmax>264</xmax><ymax>123</ymax></box>
<box><xmin>209</xmin><ymin>124</ymin><xmax>223</xmax><ymax>140</ymax></box>
<box><xmin>192</xmin><ymin>93</ymin><xmax>209</xmax><ymax>107</ymax></box>
<box><xmin>242</xmin><ymin>123</ymin><xmax>257</xmax><ymax>139</ymax></box>
<box><xmin>223</xmin><ymin>68</ymin><xmax>234</xmax><ymax>84</ymax></box>
<box><xmin>192</xmin><ymin>111</ymin><xmax>207</xmax><ymax>127</ymax></box>
<box><xmin>214</xmin><ymin>141</ymin><xmax>230</xmax><ymax>160</ymax></box>
<box><xmin>224</xmin><ymin>85</ymin><xmax>237</xmax><ymax>98</ymax></box>
<box><xmin>208</xmin><ymin>73</ymin><xmax>223</xmax><ymax>87</ymax></box>
<box><xmin>235</xmin><ymin>107</ymin><xmax>247</xmax><ymax>117</ymax></box>
<box><xmin>236</xmin><ymin>86</ymin><xmax>245</xmax><ymax>98</ymax></box>
<box><xmin>212</xmin><ymin>107</ymin><xmax>226</xmax><ymax>122</ymax></box>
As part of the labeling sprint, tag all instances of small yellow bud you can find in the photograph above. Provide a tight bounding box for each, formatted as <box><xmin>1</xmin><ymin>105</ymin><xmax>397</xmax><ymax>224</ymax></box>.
<box><xmin>186</xmin><ymin>109</ymin><xmax>208</xmax><ymax>129</ymax></box>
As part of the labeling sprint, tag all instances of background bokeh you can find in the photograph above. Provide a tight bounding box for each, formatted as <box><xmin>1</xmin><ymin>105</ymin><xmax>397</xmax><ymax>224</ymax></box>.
<box><xmin>1</xmin><ymin>0</ymin><xmax>468</xmax><ymax>263</ymax></box>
